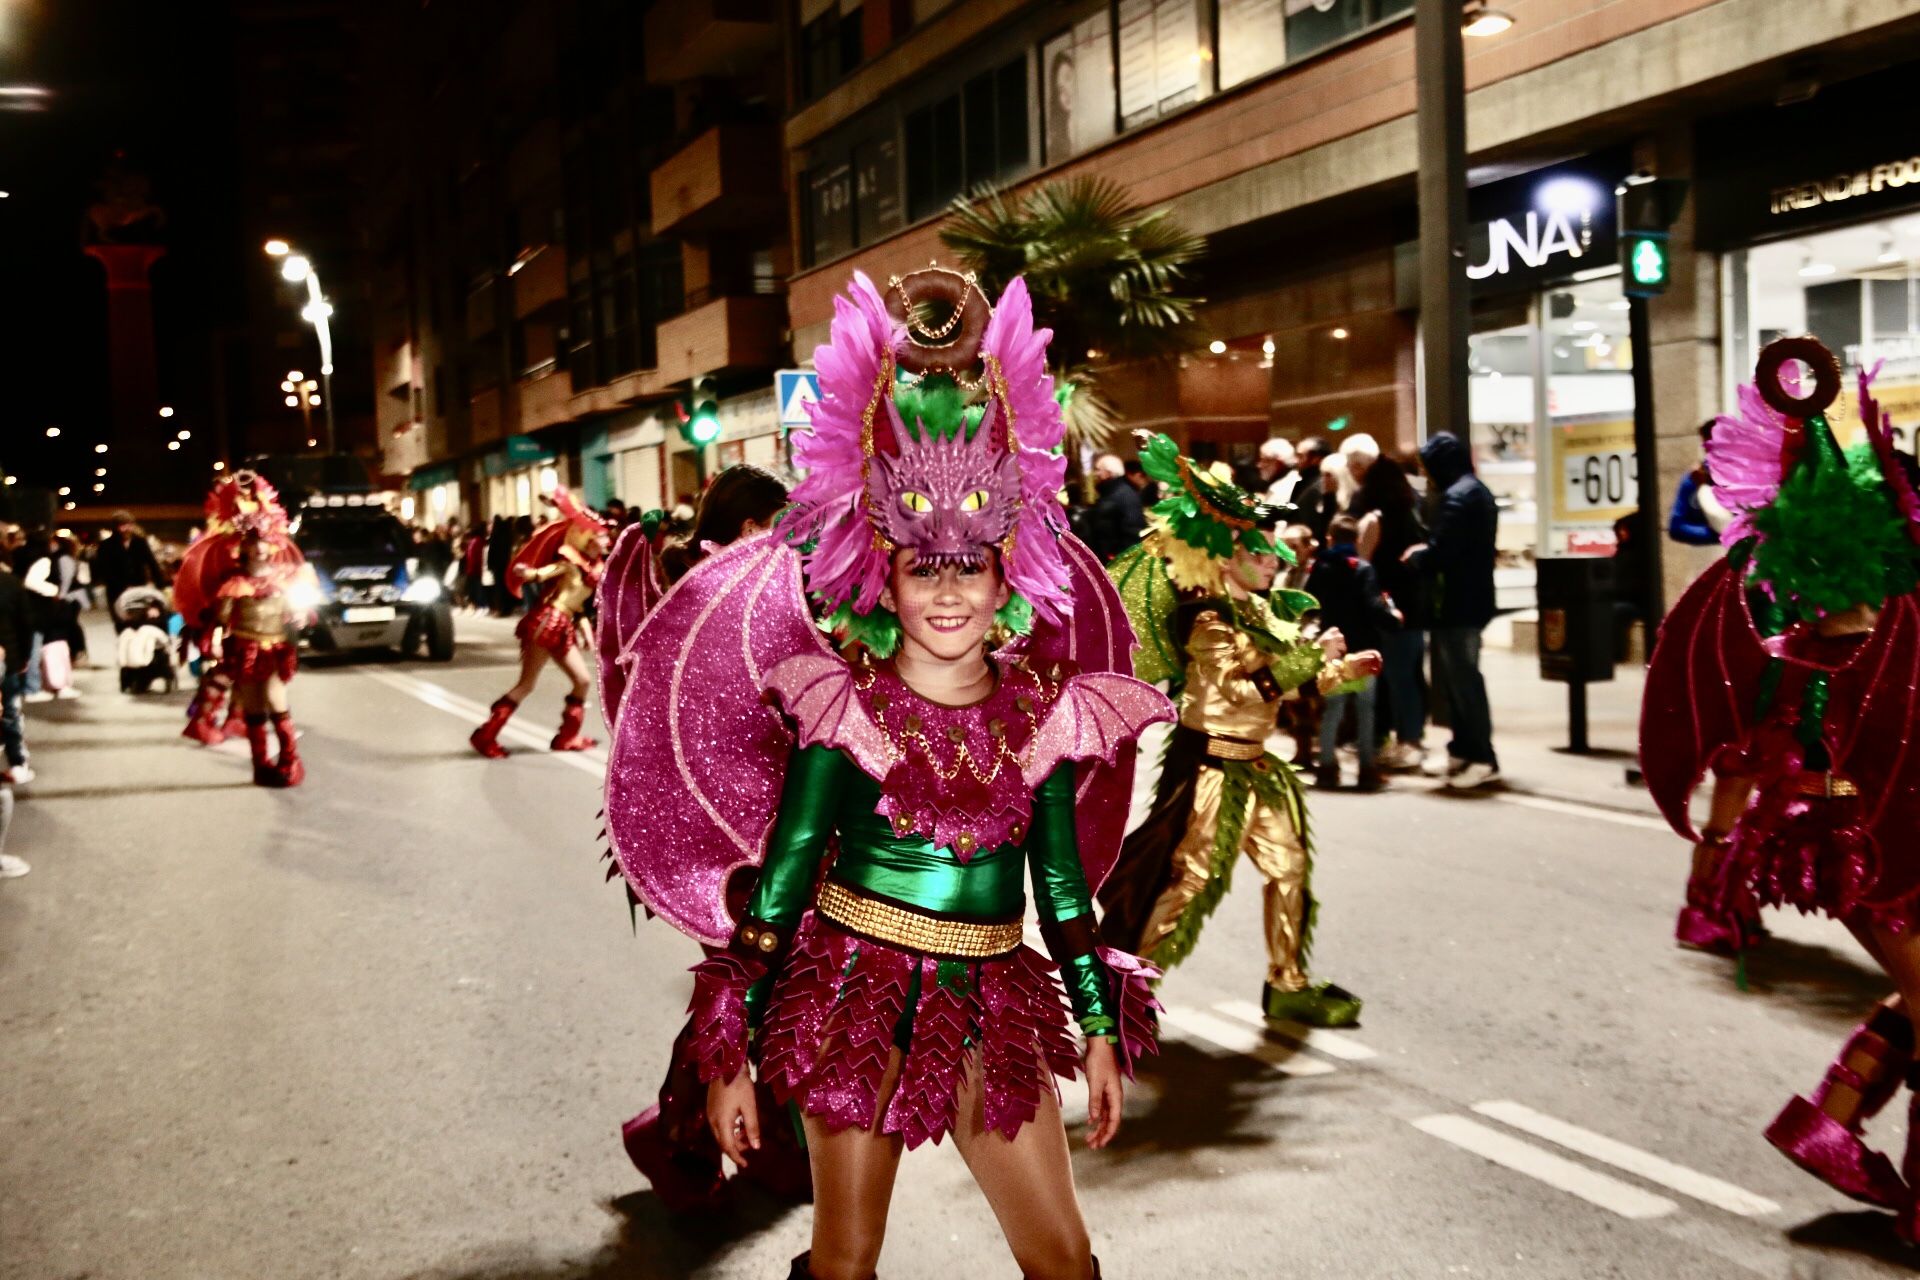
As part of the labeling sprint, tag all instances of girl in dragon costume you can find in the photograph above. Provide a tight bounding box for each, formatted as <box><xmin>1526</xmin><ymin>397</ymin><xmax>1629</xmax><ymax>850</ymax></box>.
<box><xmin>470</xmin><ymin>487</ymin><xmax>611</xmax><ymax>759</ymax></box>
<box><xmin>1642</xmin><ymin>337</ymin><xmax>1920</xmax><ymax>1236</ymax></box>
<box><xmin>1099</xmin><ymin>435</ymin><xmax>1377</xmax><ymax>1029</ymax></box>
<box><xmin>604</xmin><ymin>267</ymin><xmax>1170</xmax><ymax>1280</ymax></box>
<box><xmin>172</xmin><ymin>471</ymin><xmax>310</xmax><ymax>787</ymax></box>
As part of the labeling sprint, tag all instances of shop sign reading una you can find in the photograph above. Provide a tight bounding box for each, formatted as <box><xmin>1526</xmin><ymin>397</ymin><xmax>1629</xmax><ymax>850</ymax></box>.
<box><xmin>1467</xmin><ymin>175</ymin><xmax>1606</xmax><ymax>284</ymax></box>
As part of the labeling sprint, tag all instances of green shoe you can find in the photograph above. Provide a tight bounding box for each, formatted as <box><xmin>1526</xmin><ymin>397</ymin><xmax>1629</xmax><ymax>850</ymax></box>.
<box><xmin>1263</xmin><ymin>981</ymin><xmax>1363</xmax><ymax>1029</ymax></box>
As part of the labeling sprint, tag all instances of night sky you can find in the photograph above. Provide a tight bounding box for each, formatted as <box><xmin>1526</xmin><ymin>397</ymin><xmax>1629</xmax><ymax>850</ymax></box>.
<box><xmin>0</xmin><ymin>0</ymin><xmax>245</xmax><ymax>506</ymax></box>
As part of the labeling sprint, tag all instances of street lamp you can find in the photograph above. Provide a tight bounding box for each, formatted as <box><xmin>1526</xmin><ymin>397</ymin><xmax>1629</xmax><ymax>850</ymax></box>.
<box><xmin>266</xmin><ymin>242</ymin><xmax>336</xmax><ymax>453</ymax></box>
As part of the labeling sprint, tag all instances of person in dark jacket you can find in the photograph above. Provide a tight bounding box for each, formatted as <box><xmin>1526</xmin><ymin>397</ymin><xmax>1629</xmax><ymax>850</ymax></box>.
<box><xmin>1083</xmin><ymin>452</ymin><xmax>1147</xmax><ymax>562</ymax></box>
<box><xmin>0</xmin><ymin>537</ymin><xmax>37</xmax><ymax>783</ymax></box>
<box><xmin>1406</xmin><ymin>432</ymin><xmax>1500</xmax><ymax>788</ymax></box>
<box><xmin>94</xmin><ymin>511</ymin><xmax>166</xmax><ymax>632</ymax></box>
<box><xmin>1352</xmin><ymin>456</ymin><xmax>1429</xmax><ymax>769</ymax></box>
<box><xmin>1305</xmin><ymin>514</ymin><xmax>1401</xmax><ymax>791</ymax></box>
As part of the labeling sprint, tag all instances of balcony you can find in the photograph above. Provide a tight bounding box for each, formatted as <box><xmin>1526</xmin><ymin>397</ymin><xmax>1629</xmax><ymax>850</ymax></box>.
<box><xmin>651</xmin><ymin>294</ymin><xmax>787</xmax><ymax>384</ymax></box>
<box><xmin>650</xmin><ymin>124</ymin><xmax>784</xmax><ymax>238</ymax></box>
<box><xmin>644</xmin><ymin>0</ymin><xmax>775</xmax><ymax>85</ymax></box>
<box><xmin>510</xmin><ymin>246</ymin><xmax>566</xmax><ymax>320</ymax></box>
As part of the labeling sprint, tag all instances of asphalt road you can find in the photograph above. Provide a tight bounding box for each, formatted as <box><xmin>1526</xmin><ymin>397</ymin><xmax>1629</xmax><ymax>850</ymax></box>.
<box><xmin>2</xmin><ymin>611</ymin><xmax>1915</xmax><ymax>1280</ymax></box>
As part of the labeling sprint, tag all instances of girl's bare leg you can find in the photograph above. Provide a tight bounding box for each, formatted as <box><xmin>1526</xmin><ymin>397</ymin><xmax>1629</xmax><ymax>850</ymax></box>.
<box><xmin>556</xmin><ymin>647</ymin><xmax>593</xmax><ymax>703</ymax></box>
<box><xmin>506</xmin><ymin>644</ymin><xmax>549</xmax><ymax>704</ymax></box>
<box><xmin>949</xmin><ymin>1058</ymin><xmax>1094</xmax><ymax>1280</ymax></box>
<box><xmin>262</xmin><ymin>673</ymin><xmax>289</xmax><ymax>715</ymax></box>
<box><xmin>236</xmin><ymin>681</ymin><xmax>267</xmax><ymax>715</ymax></box>
<box><xmin>801</xmin><ymin>1050</ymin><xmax>906</xmax><ymax>1280</ymax></box>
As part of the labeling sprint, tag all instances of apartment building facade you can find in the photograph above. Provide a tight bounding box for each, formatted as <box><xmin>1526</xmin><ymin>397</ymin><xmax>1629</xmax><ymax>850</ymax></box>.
<box><xmin>359</xmin><ymin>0</ymin><xmax>789</xmax><ymax>527</ymax></box>
<box><xmin>363</xmin><ymin>0</ymin><xmax>1920</xmax><ymax>607</ymax></box>
<box><xmin>779</xmin><ymin>0</ymin><xmax>1920</xmax><ymax>600</ymax></box>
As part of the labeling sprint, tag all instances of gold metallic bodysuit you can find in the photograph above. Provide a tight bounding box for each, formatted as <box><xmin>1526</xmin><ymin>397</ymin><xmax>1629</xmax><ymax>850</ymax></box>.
<box><xmin>523</xmin><ymin>550</ymin><xmax>596</xmax><ymax>616</ymax></box>
<box><xmin>222</xmin><ymin>592</ymin><xmax>292</xmax><ymax>644</ymax></box>
<box><xmin>1141</xmin><ymin>606</ymin><xmax>1315</xmax><ymax>992</ymax></box>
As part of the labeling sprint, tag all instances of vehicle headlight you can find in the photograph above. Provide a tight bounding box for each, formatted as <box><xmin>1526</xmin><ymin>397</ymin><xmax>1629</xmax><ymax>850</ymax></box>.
<box><xmin>402</xmin><ymin>576</ymin><xmax>441</xmax><ymax>604</ymax></box>
<box><xmin>288</xmin><ymin>581</ymin><xmax>325</xmax><ymax>612</ymax></box>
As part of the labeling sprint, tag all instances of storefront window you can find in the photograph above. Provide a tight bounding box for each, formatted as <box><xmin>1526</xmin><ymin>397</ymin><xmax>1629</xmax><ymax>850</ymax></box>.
<box><xmin>1467</xmin><ymin>304</ymin><xmax>1538</xmax><ymax>579</ymax></box>
<box><xmin>1727</xmin><ymin>217</ymin><xmax>1920</xmax><ymax>452</ymax></box>
<box><xmin>1466</xmin><ymin>270</ymin><xmax>1637</xmax><ymax>593</ymax></box>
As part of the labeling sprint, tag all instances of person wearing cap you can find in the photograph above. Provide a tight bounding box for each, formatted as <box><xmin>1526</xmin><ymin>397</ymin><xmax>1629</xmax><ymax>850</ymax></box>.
<box><xmin>94</xmin><ymin>510</ymin><xmax>166</xmax><ymax>632</ymax></box>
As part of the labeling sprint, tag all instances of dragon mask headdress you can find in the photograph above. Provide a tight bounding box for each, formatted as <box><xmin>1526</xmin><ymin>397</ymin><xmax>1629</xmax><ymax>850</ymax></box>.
<box><xmin>777</xmin><ymin>267</ymin><xmax>1070</xmax><ymax>654</ymax></box>
<box><xmin>174</xmin><ymin>470</ymin><xmax>304</xmax><ymax>624</ymax></box>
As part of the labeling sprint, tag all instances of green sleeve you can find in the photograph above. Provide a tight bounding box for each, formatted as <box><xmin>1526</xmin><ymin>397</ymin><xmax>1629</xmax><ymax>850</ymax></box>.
<box><xmin>746</xmin><ymin>743</ymin><xmax>846</xmax><ymax>928</ymax></box>
<box><xmin>1027</xmin><ymin>764</ymin><xmax>1116</xmax><ymax>1039</ymax></box>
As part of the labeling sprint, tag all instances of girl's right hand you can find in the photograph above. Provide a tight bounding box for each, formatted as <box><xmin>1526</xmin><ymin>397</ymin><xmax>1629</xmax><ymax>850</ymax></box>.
<box><xmin>706</xmin><ymin>1070</ymin><xmax>761</xmax><ymax>1168</ymax></box>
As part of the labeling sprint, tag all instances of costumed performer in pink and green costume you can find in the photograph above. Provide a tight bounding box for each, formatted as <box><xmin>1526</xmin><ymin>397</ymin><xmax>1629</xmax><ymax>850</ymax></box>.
<box><xmin>1643</xmin><ymin>336</ymin><xmax>1920</xmax><ymax>1236</ymax></box>
<box><xmin>606</xmin><ymin>266</ymin><xmax>1172</xmax><ymax>1280</ymax></box>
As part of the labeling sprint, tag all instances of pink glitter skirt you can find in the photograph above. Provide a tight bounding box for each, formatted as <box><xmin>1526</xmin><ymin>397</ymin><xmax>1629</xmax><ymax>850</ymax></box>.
<box><xmin>756</xmin><ymin>913</ymin><xmax>1084</xmax><ymax>1149</ymax></box>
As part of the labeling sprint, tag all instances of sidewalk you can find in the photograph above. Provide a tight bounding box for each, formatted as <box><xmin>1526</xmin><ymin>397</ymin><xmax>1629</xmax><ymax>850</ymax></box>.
<box><xmin>1470</xmin><ymin>642</ymin><xmax>1655</xmax><ymax>815</ymax></box>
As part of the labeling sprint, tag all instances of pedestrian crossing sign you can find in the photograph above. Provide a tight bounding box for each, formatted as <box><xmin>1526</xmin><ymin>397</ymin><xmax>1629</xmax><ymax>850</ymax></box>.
<box><xmin>776</xmin><ymin>370</ymin><xmax>820</xmax><ymax>430</ymax></box>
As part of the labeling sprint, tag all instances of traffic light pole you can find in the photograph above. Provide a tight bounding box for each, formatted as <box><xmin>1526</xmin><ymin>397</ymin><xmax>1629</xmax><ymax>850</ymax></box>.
<box><xmin>1415</xmin><ymin>0</ymin><xmax>1470</xmax><ymax>446</ymax></box>
<box><xmin>1628</xmin><ymin>293</ymin><xmax>1665</xmax><ymax>641</ymax></box>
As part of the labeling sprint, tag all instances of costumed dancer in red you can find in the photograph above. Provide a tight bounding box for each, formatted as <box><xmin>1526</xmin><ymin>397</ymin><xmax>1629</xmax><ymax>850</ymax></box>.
<box><xmin>174</xmin><ymin>470</ymin><xmax>309</xmax><ymax>787</ymax></box>
<box><xmin>176</xmin><ymin>474</ymin><xmax>276</xmax><ymax>746</ymax></box>
<box><xmin>1643</xmin><ymin>337</ymin><xmax>1920</xmax><ymax>1236</ymax></box>
<box><xmin>470</xmin><ymin>488</ymin><xmax>611</xmax><ymax>758</ymax></box>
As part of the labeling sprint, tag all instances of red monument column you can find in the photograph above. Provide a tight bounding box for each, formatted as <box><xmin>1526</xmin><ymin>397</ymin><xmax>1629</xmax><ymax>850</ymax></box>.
<box><xmin>83</xmin><ymin>242</ymin><xmax>166</xmax><ymax>447</ymax></box>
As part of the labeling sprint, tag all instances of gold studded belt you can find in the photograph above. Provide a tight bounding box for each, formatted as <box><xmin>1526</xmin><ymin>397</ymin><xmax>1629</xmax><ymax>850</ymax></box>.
<box><xmin>816</xmin><ymin>880</ymin><xmax>1024</xmax><ymax>960</ymax></box>
<box><xmin>1204</xmin><ymin>735</ymin><xmax>1267</xmax><ymax>762</ymax></box>
<box><xmin>1793</xmin><ymin>771</ymin><xmax>1861</xmax><ymax>799</ymax></box>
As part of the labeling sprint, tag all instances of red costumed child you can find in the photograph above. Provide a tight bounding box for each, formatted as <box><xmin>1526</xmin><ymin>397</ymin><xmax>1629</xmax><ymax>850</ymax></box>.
<box><xmin>174</xmin><ymin>471</ymin><xmax>309</xmax><ymax>787</ymax></box>
<box><xmin>471</xmin><ymin>488</ymin><xmax>611</xmax><ymax>758</ymax></box>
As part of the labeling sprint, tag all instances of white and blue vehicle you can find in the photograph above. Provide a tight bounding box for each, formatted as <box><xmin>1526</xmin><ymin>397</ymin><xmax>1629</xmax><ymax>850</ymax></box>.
<box><xmin>287</xmin><ymin>497</ymin><xmax>455</xmax><ymax>661</ymax></box>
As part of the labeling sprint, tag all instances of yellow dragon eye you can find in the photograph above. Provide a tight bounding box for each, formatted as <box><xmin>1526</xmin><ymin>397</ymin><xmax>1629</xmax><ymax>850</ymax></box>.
<box><xmin>960</xmin><ymin>489</ymin><xmax>990</xmax><ymax>512</ymax></box>
<box><xmin>900</xmin><ymin>491</ymin><xmax>932</xmax><ymax>513</ymax></box>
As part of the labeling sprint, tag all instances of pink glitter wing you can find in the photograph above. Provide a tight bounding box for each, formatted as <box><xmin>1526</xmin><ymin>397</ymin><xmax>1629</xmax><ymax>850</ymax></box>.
<box><xmin>762</xmin><ymin>652</ymin><xmax>898</xmax><ymax>780</ymax></box>
<box><xmin>1832</xmin><ymin>595</ymin><xmax>1920</xmax><ymax>911</ymax></box>
<box><xmin>594</xmin><ymin>522</ymin><xmax>663</xmax><ymax>731</ymax></box>
<box><xmin>1023</xmin><ymin>672</ymin><xmax>1175</xmax><ymax>891</ymax></box>
<box><xmin>1007</xmin><ymin>532</ymin><xmax>1154</xmax><ymax>893</ymax></box>
<box><xmin>1707</xmin><ymin>382</ymin><xmax>1791</xmax><ymax>549</ymax></box>
<box><xmin>1639</xmin><ymin>558</ymin><xmax>1773</xmax><ymax>841</ymax></box>
<box><xmin>605</xmin><ymin>535</ymin><xmax>835</xmax><ymax>945</ymax></box>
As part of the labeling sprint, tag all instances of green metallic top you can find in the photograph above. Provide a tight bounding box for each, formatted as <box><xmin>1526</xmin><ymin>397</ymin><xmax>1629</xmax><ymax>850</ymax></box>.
<box><xmin>748</xmin><ymin>743</ymin><xmax>1114</xmax><ymax>1035</ymax></box>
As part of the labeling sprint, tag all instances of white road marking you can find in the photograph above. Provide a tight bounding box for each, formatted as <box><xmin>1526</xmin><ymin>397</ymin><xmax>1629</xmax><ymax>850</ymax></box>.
<box><xmin>1212</xmin><ymin>1000</ymin><xmax>1379</xmax><ymax>1060</ymax></box>
<box><xmin>1411</xmin><ymin>1114</ymin><xmax>1678</xmax><ymax>1220</ymax></box>
<box><xmin>1472</xmin><ymin>1100</ymin><xmax>1780</xmax><ymax>1217</ymax></box>
<box><xmin>1158</xmin><ymin>1007</ymin><xmax>1335</xmax><ymax>1076</ymax></box>
<box><xmin>359</xmin><ymin>667</ymin><xmax>606</xmax><ymax>777</ymax></box>
<box><xmin>1492</xmin><ymin>791</ymin><xmax>1673</xmax><ymax>833</ymax></box>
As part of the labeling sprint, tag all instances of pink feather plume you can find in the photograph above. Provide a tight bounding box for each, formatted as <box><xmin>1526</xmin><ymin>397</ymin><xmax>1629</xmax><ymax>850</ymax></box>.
<box><xmin>1707</xmin><ymin>381</ymin><xmax>1791</xmax><ymax>550</ymax></box>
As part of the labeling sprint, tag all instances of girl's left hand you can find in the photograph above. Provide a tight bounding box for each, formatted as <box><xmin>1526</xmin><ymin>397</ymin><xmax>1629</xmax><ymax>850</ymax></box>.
<box><xmin>1083</xmin><ymin>1036</ymin><xmax>1124</xmax><ymax>1149</ymax></box>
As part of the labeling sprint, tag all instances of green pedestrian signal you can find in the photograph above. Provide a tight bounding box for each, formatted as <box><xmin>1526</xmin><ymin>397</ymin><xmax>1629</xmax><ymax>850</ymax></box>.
<box><xmin>1615</xmin><ymin>174</ymin><xmax>1686</xmax><ymax>298</ymax></box>
<box><xmin>1629</xmin><ymin>237</ymin><xmax>1668</xmax><ymax>289</ymax></box>
<box><xmin>684</xmin><ymin>400</ymin><xmax>721</xmax><ymax>446</ymax></box>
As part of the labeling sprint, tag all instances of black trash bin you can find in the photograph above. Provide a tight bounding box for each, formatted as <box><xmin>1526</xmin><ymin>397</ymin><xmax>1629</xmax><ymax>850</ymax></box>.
<box><xmin>1536</xmin><ymin>557</ymin><xmax>1619</xmax><ymax>685</ymax></box>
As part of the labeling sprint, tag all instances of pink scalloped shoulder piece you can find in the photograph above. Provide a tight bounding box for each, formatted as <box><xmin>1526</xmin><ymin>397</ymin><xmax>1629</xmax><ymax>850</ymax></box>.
<box><xmin>1021</xmin><ymin>672</ymin><xmax>1174</xmax><ymax>791</ymax></box>
<box><xmin>762</xmin><ymin>652</ymin><xmax>899</xmax><ymax>781</ymax></box>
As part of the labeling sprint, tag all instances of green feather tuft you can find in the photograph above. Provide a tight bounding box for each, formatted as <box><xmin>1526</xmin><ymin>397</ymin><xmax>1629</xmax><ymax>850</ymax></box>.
<box><xmin>891</xmin><ymin>374</ymin><xmax>978</xmax><ymax>442</ymax></box>
<box><xmin>1750</xmin><ymin>431</ymin><xmax>1919</xmax><ymax>623</ymax></box>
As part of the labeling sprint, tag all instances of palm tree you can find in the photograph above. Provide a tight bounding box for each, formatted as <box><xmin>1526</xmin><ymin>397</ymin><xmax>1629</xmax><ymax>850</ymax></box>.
<box><xmin>940</xmin><ymin>176</ymin><xmax>1205</xmax><ymax>452</ymax></box>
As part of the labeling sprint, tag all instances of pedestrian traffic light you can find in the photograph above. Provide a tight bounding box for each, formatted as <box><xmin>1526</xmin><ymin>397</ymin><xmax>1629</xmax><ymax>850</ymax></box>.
<box><xmin>676</xmin><ymin>378</ymin><xmax>722</xmax><ymax>447</ymax></box>
<box><xmin>1615</xmin><ymin>175</ymin><xmax>1688</xmax><ymax>298</ymax></box>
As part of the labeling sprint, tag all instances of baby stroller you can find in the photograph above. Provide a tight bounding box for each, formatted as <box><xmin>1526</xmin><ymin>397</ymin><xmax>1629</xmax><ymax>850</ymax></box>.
<box><xmin>115</xmin><ymin>586</ymin><xmax>178</xmax><ymax>694</ymax></box>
